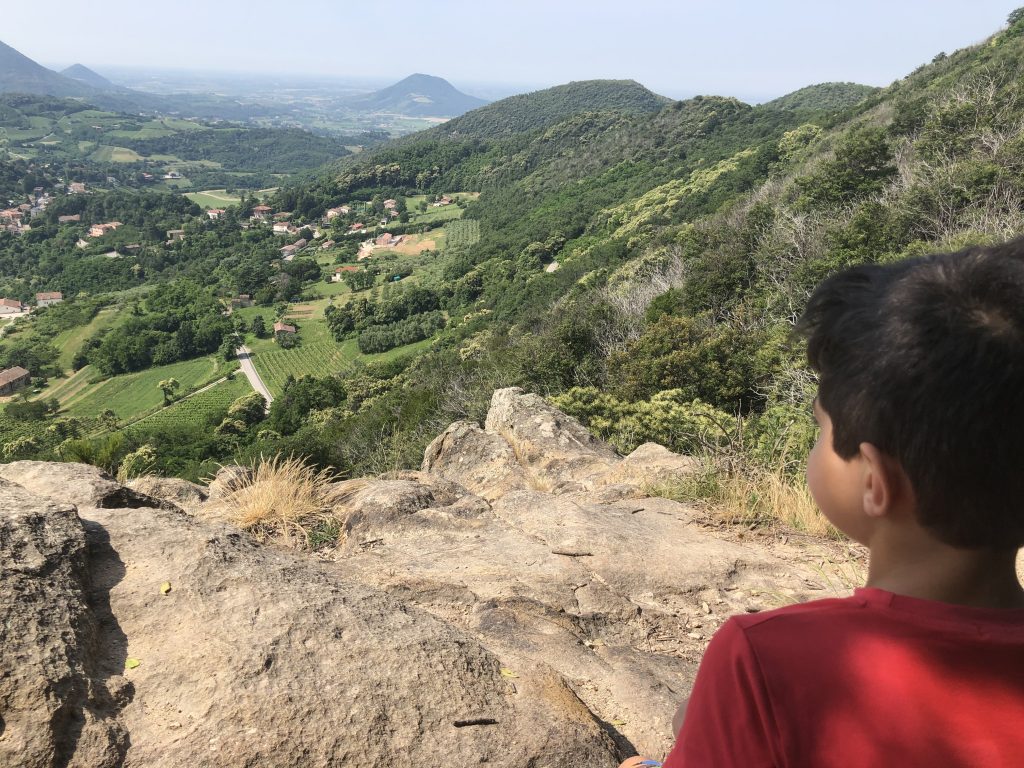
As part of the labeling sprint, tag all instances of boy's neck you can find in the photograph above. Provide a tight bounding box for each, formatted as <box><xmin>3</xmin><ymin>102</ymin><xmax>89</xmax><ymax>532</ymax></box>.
<box><xmin>866</xmin><ymin>525</ymin><xmax>1024</xmax><ymax>609</ymax></box>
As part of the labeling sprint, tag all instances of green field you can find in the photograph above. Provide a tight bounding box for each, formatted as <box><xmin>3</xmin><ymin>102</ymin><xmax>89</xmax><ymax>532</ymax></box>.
<box><xmin>90</xmin><ymin>145</ymin><xmax>144</xmax><ymax>163</ymax></box>
<box><xmin>61</xmin><ymin>356</ymin><xmax>235</xmax><ymax>425</ymax></box>
<box><xmin>128</xmin><ymin>374</ymin><xmax>253</xmax><ymax>433</ymax></box>
<box><xmin>52</xmin><ymin>307</ymin><xmax>122</xmax><ymax>370</ymax></box>
<box><xmin>185</xmin><ymin>189</ymin><xmax>243</xmax><ymax>208</ymax></box>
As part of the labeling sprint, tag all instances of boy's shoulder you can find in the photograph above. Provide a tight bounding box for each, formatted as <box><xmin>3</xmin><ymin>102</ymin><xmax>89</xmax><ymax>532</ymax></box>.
<box><xmin>725</xmin><ymin>587</ymin><xmax>1024</xmax><ymax>648</ymax></box>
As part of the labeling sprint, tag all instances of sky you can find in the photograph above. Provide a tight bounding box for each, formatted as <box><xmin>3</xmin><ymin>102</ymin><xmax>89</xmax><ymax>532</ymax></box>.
<box><xmin>3</xmin><ymin>0</ymin><xmax>1023</xmax><ymax>102</ymax></box>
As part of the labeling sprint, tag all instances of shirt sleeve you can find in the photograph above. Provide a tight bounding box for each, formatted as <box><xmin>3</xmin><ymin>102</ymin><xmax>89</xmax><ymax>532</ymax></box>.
<box><xmin>662</xmin><ymin>618</ymin><xmax>781</xmax><ymax>768</ymax></box>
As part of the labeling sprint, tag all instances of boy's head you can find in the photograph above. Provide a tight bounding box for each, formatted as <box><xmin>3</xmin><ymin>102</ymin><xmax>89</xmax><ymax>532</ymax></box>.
<box><xmin>798</xmin><ymin>238</ymin><xmax>1024</xmax><ymax>550</ymax></box>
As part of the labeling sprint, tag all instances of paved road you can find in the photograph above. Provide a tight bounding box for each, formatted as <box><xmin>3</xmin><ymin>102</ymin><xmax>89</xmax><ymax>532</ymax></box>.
<box><xmin>236</xmin><ymin>345</ymin><xmax>274</xmax><ymax>407</ymax></box>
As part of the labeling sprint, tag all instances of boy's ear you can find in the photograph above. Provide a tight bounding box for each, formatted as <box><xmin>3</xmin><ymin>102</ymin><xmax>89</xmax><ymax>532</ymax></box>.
<box><xmin>858</xmin><ymin>442</ymin><xmax>902</xmax><ymax>517</ymax></box>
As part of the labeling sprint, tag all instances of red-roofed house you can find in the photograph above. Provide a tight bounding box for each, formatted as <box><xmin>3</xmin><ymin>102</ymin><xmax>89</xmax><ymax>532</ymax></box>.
<box><xmin>0</xmin><ymin>366</ymin><xmax>30</xmax><ymax>396</ymax></box>
<box><xmin>36</xmin><ymin>292</ymin><xmax>63</xmax><ymax>307</ymax></box>
<box><xmin>251</xmin><ymin>205</ymin><xmax>273</xmax><ymax>221</ymax></box>
<box><xmin>273</xmin><ymin>321</ymin><xmax>296</xmax><ymax>335</ymax></box>
<box><xmin>0</xmin><ymin>298</ymin><xmax>25</xmax><ymax>315</ymax></box>
<box><xmin>348</xmin><ymin>222</ymin><xmax>365</xmax><ymax>232</ymax></box>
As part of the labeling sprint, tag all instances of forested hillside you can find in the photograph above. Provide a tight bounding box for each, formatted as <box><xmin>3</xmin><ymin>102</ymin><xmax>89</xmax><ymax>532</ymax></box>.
<box><xmin>254</xmin><ymin>12</ymin><xmax>1024</xmax><ymax>499</ymax></box>
<box><xmin>4</xmin><ymin>11</ymin><xmax>1024</xmax><ymax>503</ymax></box>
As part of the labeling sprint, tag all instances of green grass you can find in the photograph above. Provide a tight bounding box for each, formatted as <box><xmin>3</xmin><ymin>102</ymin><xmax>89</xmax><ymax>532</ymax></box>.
<box><xmin>51</xmin><ymin>308</ymin><xmax>122</xmax><ymax>371</ymax></box>
<box><xmin>89</xmin><ymin>145</ymin><xmax>144</xmax><ymax>163</ymax></box>
<box><xmin>62</xmin><ymin>356</ymin><xmax>234</xmax><ymax>425</ymax></box>
<box><xmin>184</xmin><ymin>189</ymin><xmax>243</xmax><ymax>208</ymax></box>
<box><xmin>128</xmin><ymin>375</ymin><xmax>253</xmax><ymax>433</ymax></box>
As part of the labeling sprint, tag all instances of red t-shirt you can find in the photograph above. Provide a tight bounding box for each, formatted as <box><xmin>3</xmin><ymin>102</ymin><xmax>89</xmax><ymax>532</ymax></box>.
<box><xmin>662</xmin><ymin>588</ymin><xmax>1024</xmax><ymax>767</ymax></box>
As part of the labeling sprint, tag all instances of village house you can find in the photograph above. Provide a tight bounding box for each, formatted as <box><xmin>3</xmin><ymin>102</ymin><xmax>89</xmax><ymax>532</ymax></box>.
<box><xmin>325</xmin><ymin>205</ymin><xmax>350</xmax><ymax>220</ymax></box>
<box><xmin>375</xmin><ymin>233</ymin><xmax>404</xmax><ymax>248</ymax></box>
<box><xmin>166</xmin><ymin>229</ymin><xmax>185</xmax><ymax>242</ymax></box>
<box><xmin>383</xmin><ymin>199</ymin><xmax>397</xmax><ymax>210</ymax></box>
<box><xmin>0</xmin><ymin>209</ymin><xmax>24</xmax><ymax>224</ymax></box>
<box><xmin>207</xmin><ymin>208</ymin><xmax>226</xmax><ymax>220</ymax></box>
<box><xmin>162</xmin><ymin>172</ymin><xmax>182</xmax><ymax>180</ymax></box>
<box><xmin>432</xmin><ymin>195</ymin><xmax>453</xmax><ymax>207</ymax></box>
<box><xmin>68</xmin><ymin>182</ymin><xmax>87</xmax><ymax>194</ymax></box>
<box><xmin>280</xmin><ymin>245</ymin><xmax>298</xmax><ymax>260</ymax></box>
<box><xmin>76</xmin><ymin>238</ymin><xmax>89</xmax><ymax>249</ymax></box>
<box><xmin>35</xmin><ymin>292</ymin><xmax>63</xmax><ymax>307</ymax></box>
<box><xmin>88</xmin><ymin>222</ymin><xmax>122</xmax><ymax>238</ymax></box>
<box><xmin>0</xmin><ymin>298</ymin><xmax>25</xmax><ymax>315</ymax></box>
<box><xmin>348</xmin><ymin>222</ymin><xmax>365</xmax><ymax>232</ymax></box>
<box><xmin>57</xmin><ymin>214</ymin><xmax>81</xmax><ymax>224</ymax></box>
<box><xmin>251</xmin><ymin>205</ymin><xmax>273</xmax><ymax>221</ymax></box>
<box><xmin>320</xmin><ymin>240</ymin><xmax>336</xmax><ymax>250</ymax></box>
<box><xmin>0</xmin><ymin>366</ymin><xmax>31</xmax><ymax>396</ymax></box>
<box><xmin>273</xmin><ymin>321</ymin><xmax>296</xmax><ymax>335</ymax></box>
<box><xmin>231</xmin><ymin>294</ymin><xmax>254</xmax><ymax>309</ymax></box>
<box><xmin>331</xmin><ymin>265</ymin><xmax>360</xmax><ymax>282</ymax></box>
<box><xmin>273</xmin><ymin>222</ymin><xmax>297</xmax><ymax>235</ymax></box>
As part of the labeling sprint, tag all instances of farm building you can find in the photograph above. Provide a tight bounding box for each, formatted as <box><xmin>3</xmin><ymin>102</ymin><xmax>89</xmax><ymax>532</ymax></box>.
<box><xmin>273</xmin><ymin>321</ymin><xmax>296</xmax><ymax>335</ymax></box>
<box><xmin>0</xmin><ymin>298</ymin><xmax>25</xmax><ymax>315</ymax></box>
<box><xmin>207</xmin><ymin>209</ymin><xmax>226</xmax><ymax>220</ymax></box>
<box><xmin>88</xmin><ymin>222</ymin><xmax>122</xmax><ymax>238</ymax></box>
<box><xmin>0</xmin><ymin>366</ymin><xmax>30</xmax><ymax>396</ymax></box>
<box><xmin>36</xmin><ymin>292</ymin><xmax>63</xmax><ymax>307</ymax></box>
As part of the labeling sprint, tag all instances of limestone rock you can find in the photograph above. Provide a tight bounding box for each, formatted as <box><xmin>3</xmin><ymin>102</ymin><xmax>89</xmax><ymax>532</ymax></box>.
<box><xmin>127</xmin><ymin>476</ymin><xmax>209</xmax><ymax>513</ymax></box>
<box><xmin>0</xmin><ymin>479</ymin><xmax>127</xmax><ymax>768</ymax></box>
<box><xmin>207</xmin><ymin>463</ymin><xmax>253</xmax><ymax>499</ymax></box>
<box><xmin>484</xmin><ymin>388</ymin><xmax>619</xmax><ymax>489</ymax></box>
<box><xmin>594</xmin><ymin>442</ymin><xmax>701</xmax><ymax>490</ymax></box>
<box><xmin>0</xmin><ymin>460</ymin><xmax>163</xmax><ymax>509</ymax></box>
<box><xmin>1</xmin><ymin>465</ymin><xmax>619</xmax><ymax>766</ymax></box>
<box><xmin>422</xmin><ymin>420</ymin><xmax>531</xmax><ymax>501</ymax></box>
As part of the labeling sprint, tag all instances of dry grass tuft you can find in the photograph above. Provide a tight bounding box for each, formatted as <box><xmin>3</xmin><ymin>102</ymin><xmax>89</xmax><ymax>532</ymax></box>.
<box><xmin>649</xmin><ymin>458</ymin><xmax>838</xmax><ymax>538</ymax></box>
<box><xmin>218</xmin><ymin>455</ymin><xmax>340</xmax><ymax>547</ymax></box>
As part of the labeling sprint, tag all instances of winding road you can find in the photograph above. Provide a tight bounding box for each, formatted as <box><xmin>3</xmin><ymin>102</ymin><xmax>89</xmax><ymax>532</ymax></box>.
<box><xmin>236</xmin><ymin>345</ymin><xmax>274</xmax><ymax>408</ymax></box>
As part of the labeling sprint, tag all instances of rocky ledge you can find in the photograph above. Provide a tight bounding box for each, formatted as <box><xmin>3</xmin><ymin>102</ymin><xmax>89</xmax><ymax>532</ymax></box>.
<box><xmin>0</xmin><ymin>388</ymin><xmax>855</xmax><ymax>767</ymax></box>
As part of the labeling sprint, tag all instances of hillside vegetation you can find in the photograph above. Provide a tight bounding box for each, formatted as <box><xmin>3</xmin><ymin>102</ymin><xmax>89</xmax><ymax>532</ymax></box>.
<box><xmin>5</xmin><ymin>12</ymin><xmax>1024</xmax><ymax>507</ymax></box>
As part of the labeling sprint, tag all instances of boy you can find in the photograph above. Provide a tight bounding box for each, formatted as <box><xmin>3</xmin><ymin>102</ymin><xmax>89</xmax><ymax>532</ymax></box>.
<box><xmin>624</xmin><ymin>241</ymin><xmax>1024</xmax><ymax>767</ymax></box>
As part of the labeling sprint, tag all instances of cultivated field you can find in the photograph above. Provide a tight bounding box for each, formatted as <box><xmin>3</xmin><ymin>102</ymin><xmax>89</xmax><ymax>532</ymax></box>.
<box><xmin>185</xmin><ymin>189</ymin><xmax>243</xmax><ymax>208</ymax></box>
<box><xmin>128</xmin><ymin>375</ymin><xmax>254</xmax><ymax>433</ymax></box>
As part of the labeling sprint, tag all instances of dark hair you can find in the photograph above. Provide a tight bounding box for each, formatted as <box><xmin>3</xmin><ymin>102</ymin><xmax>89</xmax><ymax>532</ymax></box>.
<box><xmin>798</xmin><ymin>238</ymin><xmax>1024</xmax><ymax>549</ymax></box>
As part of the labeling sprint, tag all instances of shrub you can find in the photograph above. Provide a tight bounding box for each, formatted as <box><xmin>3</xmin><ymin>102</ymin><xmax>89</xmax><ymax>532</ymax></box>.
<box><xmin>215</xmin><ymin>455</ymin><xmax>339</xmax><ymax>548</ymax></box>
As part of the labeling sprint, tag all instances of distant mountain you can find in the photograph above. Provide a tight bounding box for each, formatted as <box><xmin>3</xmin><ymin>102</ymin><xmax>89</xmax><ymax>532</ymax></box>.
<box><xmin>762</xmin><ymin>82</ymin><xmax>878</xmax><ymax>112</ymax></box>
<box><xmin>0</xmin><ymin>39</ymin><xmax>96</xmax><ymax>97</ymax></box>
<box><xmin>437</xmin><ymin>79</ymin><xmax>671</xmax><ymax>139</ymax></box>
<box><xmin>346</xmin><ymin>74</ymin><xmax>488</xmax><ymax>117</ymax></box>
<box><xmin>61</xmin><ymin>63</ymin><xmax>119</xmax><ymax>92</ymax></box>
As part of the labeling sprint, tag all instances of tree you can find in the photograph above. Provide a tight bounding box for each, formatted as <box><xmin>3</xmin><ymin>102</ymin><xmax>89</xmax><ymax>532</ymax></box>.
<box><xmin>1009</xmin><ymin>7</ymin><xmax>1024</xmax><ymax>26</ymax></box>
<box><xmin>100</xmin><ymin>409</ymin><xmax>120</xmax><ymax>432</ymax></box>
<box><xmin>251</xmin><ymin>314</ymin><xmax>267</xmax><ymax>338</ymax></box>
<box><xmin>158</xmin><ymin>378</ymin><xmax>180</xmax><ymax>406</ymax></box>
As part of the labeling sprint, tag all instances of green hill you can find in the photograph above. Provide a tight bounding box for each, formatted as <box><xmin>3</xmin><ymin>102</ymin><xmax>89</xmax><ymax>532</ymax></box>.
<box><xmin>438</xmin><ymin>79</ymin><xmax>670</xmax><ymax>138</ymax></box>
<box><xmin>0</xmin><ymin>39</ymin><xmax>96</xmax><ymax>98</ymax></box>
<box><xmin>60</xmin><ymin>64</ymin><xmax>120</xmax><ymax>92</ymax></box>
<box><xmin>762</xmin><ymin>82</ymin><xmax>879</xmax><ymax>111</ymax></box>
<box><xmin>346</xmin><ymin>73</ymin><xmax>488</xmax><ymax>117</ymax></box>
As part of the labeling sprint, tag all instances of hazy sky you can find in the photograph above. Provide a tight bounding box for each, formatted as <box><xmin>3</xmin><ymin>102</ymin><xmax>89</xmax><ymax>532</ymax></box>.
<box><xmin>4</xmin><ymin>0</ymin><xmax>1022</xmax><ymax>102</ymax></box>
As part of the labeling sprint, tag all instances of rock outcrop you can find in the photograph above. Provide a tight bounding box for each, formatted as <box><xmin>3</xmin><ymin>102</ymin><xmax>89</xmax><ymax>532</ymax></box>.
<box><xmin>0</xmin><ymin>387</ymin><xmax>858</xmax><ymax>765</ymax></box>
